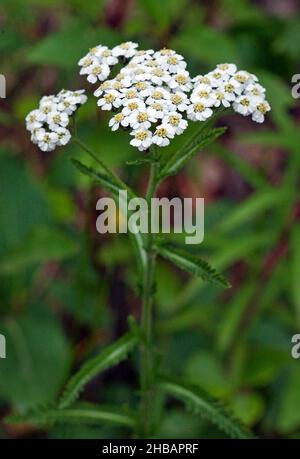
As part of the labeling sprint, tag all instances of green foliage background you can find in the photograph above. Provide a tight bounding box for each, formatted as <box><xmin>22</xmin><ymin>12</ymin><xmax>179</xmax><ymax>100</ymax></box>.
<box><xmin>0</xmin><ymin>0</ymin><xmax>300</xmax><ymax>438</ymax></box>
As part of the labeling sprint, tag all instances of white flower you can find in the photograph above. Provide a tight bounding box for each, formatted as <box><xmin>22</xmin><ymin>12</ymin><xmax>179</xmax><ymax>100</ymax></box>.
<box><xmin>244</xmin><ymin>82</ymin><xmax>266</xmax><ymax>103</ymax></box>
<box><xmin>233</xmin><ymin>95</ymin><xmax>255</xmax><ymax>116</ymax></box>
<box><xmin>56</xmin><ymin>127</ymin><xmax>71</xmax><ymax>146</ymax></box>
<box><xmin>129</xmin><ymin>107</ymin><xmax>157</xmax><ymax>130</ymax></box>
<box><xmin>130</xmin><ymin>129</ymin><xmax>153</xmax><ymax>151</ymax></box>
<box><xmin>40</xmin><ymin>100</ymin><xmax>57</xmax><ymax>116</ymax></box>
<box><xmin>213</xmin><ymin>89</ymin><xmax>232</xmax><ymax>108</ymax></box>
<box><xmin>187</xmin><ymin>102</ymin><xmax>213</xmax><ymax>121</ymax></box>
<box><xmin>48</xmin><ymin>110</ymin><xmax>69</xmax><ymax>130</ymax></box>
<box><xmin>112</xmin><ymin>42</ymin><xmax>138</xmax><ymax>59</ymax></box>
<box><xmin>169</xmin><ymin>91</ymin><xmax>190</xmax><ymax>112</ymax></box>
<box><xmin>109</xmin><ymin>113</ymin><xmax>130</xmax><ymax>131</ymax></box>
<box><xmin>26</xmin><ymin>109</ymin><xmax>45</xmax><ymax>131</ymax></box>
<box><xmin>216</xmin><ymin>63</ymin><xmax>237</xmax><ymax>75</ymax></box>
<box><xmin>252</xmin><ymin>101</ymin><xmax>271</xmax><ymax>123</ymax></box>
<box><xmin>193</xmin><ymin>75</ymin><xmax>212</xmax><ymax>87</ymax></box>
<box><xmin>84</xmin><ymin>63</ymin><xmax>110</xmax><ymax>84</ymax></box>
<box><xmin>149</xmin><ymin>67</ymin><xmax>171</xmax><ymax>86</ymax></box>
<box><xmin>148</xmin><ymin>102</ymin><xmax>166</xmax><ymax>119</ymax></box>
<box><xmin>134</xmin><ymin>81</ymin><xmax>152</xmax><ymax>98</ymax></box>
<box><xmin>206</xmin><ymin>69</ymin><xmax>229</xmax><ymax>87</ymax></box>
<box><xmin>233</xmin><ymin>70</ymin><xmax>256</xmax><ymax>86</ymax></box>
<box><xmin>36</xmin><ymin>129</ymin><xmax>58</xmax><ymax>152</ymax></box>
<box><xmin>97</xmin><ymin>90</ymin><xmax>123</xmax><ymax>110</ymax></box>
<box><xmin>129</xmin><ymin>50</ymin><xmax>154</xmax><ymax>64</ymax></box>
<box><xmin>162</xmin><ymin>112</ymin><xmax>188</xmax><ymax>135</ymax></box>
<box><xmin>169</xmin><ymin>70</ymin><xmax>192</xmax><ymax>92</ymax></box>
<box><xmin>94</xmin><ymin>47</ymin><xmax>118</xmax><ymax>66</ymax></box>
<box><xmin>94</xmin><ymin>81</ymin><xmax>113</xmax><ymax>97</ymax></box>
<box><xmin>156</xmin><ymin>53</ymin><xmax>187</xmax><ymax>74</ymax></box>
<box><xmin>146</xmin><ymin>88</ymin><xmax>170</xmax><ymax>105</ymax></box>
<box><xmin>152</xmin><ymin>123</ymin><xmax>175</xmax><ymax>147</ymax></box>
<box><xmin>122</xmin><ymin>99</ymin><xmax>145</xmax><ymax>116</ymax></box>
<box><xmin>190</xmin><ymin>84</ymin><xmax>216</xmax><ymax>107</ymax></box>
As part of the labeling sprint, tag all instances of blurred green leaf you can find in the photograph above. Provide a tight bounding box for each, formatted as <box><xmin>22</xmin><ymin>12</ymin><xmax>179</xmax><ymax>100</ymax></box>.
<box><xmin>0</xmin><ymin>227</ymin><xmax>78</xmax><ymax>274</ymax></box>
<box><xmin>0</xmin><ymin>313</ymin><xmax>71</xmax><ymax>410</ymax></box>
<box><xmin>27</xmin><ymin>21</ymin><xmax>121</xmax><ymax>68</ymax></box>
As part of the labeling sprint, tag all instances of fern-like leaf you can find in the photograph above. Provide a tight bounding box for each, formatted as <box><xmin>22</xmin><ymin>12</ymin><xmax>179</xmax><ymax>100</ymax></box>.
<box><xmin>59</xmin><ymin>332</ymin><xmax>139</xmax><ymax>409</ymax></box>
<box><xmin>7</xmin><ymin>404</ymin><xmax>134</xmax><ymax>428</ymax></box>
<box><xmin>155</xmin><ymin>241</ymin><xmax>230</xmax><ymax>288</ymax></box>
<box><xmin>159</xmin><ymin>377</ymin><xmax>255</xmax><ymax>439</ymax></box>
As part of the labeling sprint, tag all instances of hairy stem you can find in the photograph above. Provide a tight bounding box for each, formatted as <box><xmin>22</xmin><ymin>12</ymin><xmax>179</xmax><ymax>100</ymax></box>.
<box><xmin>138</xmin><ymin>160</ymin><xmax>159</xmax><ymax>438</ymax></box>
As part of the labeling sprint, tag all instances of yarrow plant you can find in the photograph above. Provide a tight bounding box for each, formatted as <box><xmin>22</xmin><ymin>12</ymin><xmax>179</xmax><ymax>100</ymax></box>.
<box><xmin>20</xmin><ymin>42</ymin><xmax>271</xmax><ymax>439</ymax></box>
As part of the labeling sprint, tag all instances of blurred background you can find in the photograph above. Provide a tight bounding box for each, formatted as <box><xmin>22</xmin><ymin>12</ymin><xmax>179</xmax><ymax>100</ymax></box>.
<box><xmin>1</xmin><ymin>0</ymin><xmax>300</xmax><ymax>439</ymax></box>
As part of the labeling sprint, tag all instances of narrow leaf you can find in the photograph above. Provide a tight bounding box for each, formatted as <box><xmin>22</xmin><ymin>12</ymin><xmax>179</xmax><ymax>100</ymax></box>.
<box><xmin>59</xmin><ymin>332</ymin><xmax>139</xmax><ymax>409</ymax></box>
<box><xmin>126</xmin><ymin>157</ymin><xmax>154</xmax><ymax>166</ymax></box>
<box><xmin>7</xmin><ymin>404</ymin><xmax>134</xmax><ymax>428</ymax></box>
<box><xmin>160</xmin><ymin>126</ymin><xmax>227</xmax><ymax>178</ymax></box>
<box><xmin>160</xmin><ymin>377</ymin><xmax>255</xmax><ymax>439</ymax></box>
<box><xmin>156</xmin><ymin>242</ymin><xmax>230</xmax><ymax>288</ymax></box>
<box><xmin>72</xmin><ymin>158</ymin><xmax>147</xmax><ymax>273</ymax></box>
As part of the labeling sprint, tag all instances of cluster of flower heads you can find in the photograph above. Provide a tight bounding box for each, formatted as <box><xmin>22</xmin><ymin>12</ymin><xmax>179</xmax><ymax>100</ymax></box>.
<box><xmin>25</xmin><ymin>89</ymin><xmax>87</xmax><ymax>151</ymax></box>
<box><xmin>26</xmin><ymin>41</ymin><xmax>271</xmax><ymax>153</ymax></box>
<box><xmin>78</xmin><ymin>42</ymin><xmax>270</xmax><ymax>151</ymax></box>
<box><xmin>190</xmin><ymin>63</ymin><xmax>271</xmax><ymax>124</ymax></box>
<box><xmin>79</xmin><ymin>44</ymin><xmax>193</xmax><ymax>151</ymax></box>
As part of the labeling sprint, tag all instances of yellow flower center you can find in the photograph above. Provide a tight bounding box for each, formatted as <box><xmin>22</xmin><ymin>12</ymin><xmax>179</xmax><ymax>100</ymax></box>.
<box><xmin>171</xmin><ymin>94</ymin><xmax>182</xmax><ymax>104</ymax></box>
<box><xmin>137</xmin><ymin>113</ymin><xmax>148</xmax><ymax>122</ymax></box>
<box><xmin>152</xmin><ymin>91</ymin><xmax>163</xmax><ymax>100</ymax></box>
<box><xmin>169</xmin><ymin>115</ymin><xmax>180</xmax><ymax>126</ymax></box>
<box><xmin>257</xmin><ymin>103</ymin><xmax>268</xmax><ymax>114</ymax></box>
<box><xmin>176</xmin><ymin>75</ymin><xmax>187</xmax><ymax>84</ymax></box>
<box><xmin>194</xmin><ymin>103</ymin><xmax>205</xmax><ymax>112</ymax></box>
<box><xmin>167</xmin><ymin>56</ymin><xmax>178</xmax><ymax>65</ymax></box>
<box><xmin>92</xmin><ymin>66</ymin><xmax>102</xmax><ymax>75</ymax></box>
<box><xmin>53</xmin><ymin>115</ymin><xmax>61</xmax><ymax>123</ymax></box>
<box><xmin>224</xmin><ymin>84</ymin><xmax>235</xmax><ymax>93</ymax></box>
<box><xmin>240</xmin><ymin>98</ymin><xmax>250</xmax><ymax>106</ymax></box>
<box><xmin>128</xmin><ymin>102</ymin><xmax>138</xmax><ymax>110</ymax></box>
<box><xmin>156</xmin><ymin>128</ymin><xmax>168</xmax><ymax>137</ymax></box>
<box><xmin>197</xmin><ymin>90</ymin><xmax>209</xmax><ymax>98</ymax></box>
<box><xmin>125</xmin><ymin>90</ymin><xmax>137</xmax><ymax>99</ymax></box>
<box><xmin>136</xmin><ymin>131</ymin><xmax>148</xmax><ymax>141</ymax></box>
<box><xmin>104</xmin><ymin>94</ymin><xmax>116</xmax><ymax>103</ymax></box>
<box><xmin>114</xmin><ymin>113</ymin><xmax>124</xmax><ymax>122</ymax></box>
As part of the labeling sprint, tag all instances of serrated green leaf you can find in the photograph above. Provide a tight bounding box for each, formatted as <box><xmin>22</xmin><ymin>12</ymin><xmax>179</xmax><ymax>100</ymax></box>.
<box><xmin>155</xmin><ymin>242</ymin><xmax>230</xmax><ymax>288</ymax></box>
<box><xmin>160</xmin><ymin>127</ymin><xmax>227</xmax><ymax>178</ymax></box>
<box><xmin>7</xmin><ymin>404</ymin><xmax>134</xmax><ymax>428</ymax></box>
<box><xmin>59</xmin><ymin>332</ymin><xmax>139</xmax><ymax>409</ymax></box>
<box><xmin>159</xmin><ymin>377</ymin><xmax>255</xmax><ymax>439</ymax></box>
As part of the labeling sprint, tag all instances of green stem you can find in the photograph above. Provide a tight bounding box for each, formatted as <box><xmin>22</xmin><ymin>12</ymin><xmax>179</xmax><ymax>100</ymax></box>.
<box><xmin>138</xmin><ymin>160</ymin><xmax>159</xmax><ymax>438</ymax></box>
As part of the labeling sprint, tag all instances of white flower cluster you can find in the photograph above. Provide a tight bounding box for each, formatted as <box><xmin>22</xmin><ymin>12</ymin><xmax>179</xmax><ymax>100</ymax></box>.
<box><xmin>26</xmin><ymin>89</ymin><xmax>87</xmax><ymax>152</ymax></box>
<box><xmin>79</xmin><ymin>42</ymin><xmax>270</xmax><ymax>151</ymax></box>
<box><xmin>78</xmin><ymin>42</ymin><xmax>138</xmax><ymax>84</ymax></box>
<box><xmin>82</xmin><ymin>43</ymin><xmax>192</xmax><ymax>151</ymax></box>
<box><xmin>26</xmin><ymin>42</ymin><xmax>271</xmax><ymax>153</ymax></box>
<box><xmin>191</xmin><ymin>63</ymin><xmax>271</xmax><ymax>123</ymax></box>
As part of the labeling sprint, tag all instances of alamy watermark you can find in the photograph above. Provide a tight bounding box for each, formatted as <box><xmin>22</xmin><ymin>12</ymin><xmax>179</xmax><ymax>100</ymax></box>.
<box><xmin>0</xmin><ymin>74</ymin><xmax>6</xmax><ymax>99</ymax></box>
<box><xmin>291</xmin><ymin>74</ymin><xmax>300</xmax><ymax>99</ymax></box>
<box><xmin>291</xmin><ymin>334</ymin><xmax>300</xmax><ymax>359</ymax></box>
<box><xmin>96</xmin><ymin>190</ymin><xmax>204</xmax><ymax>245</ymax></box>
<box><xmin>0</xmin><ymin>334</ymin><xmax>6</xmax><ymax>359</ymax></box>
